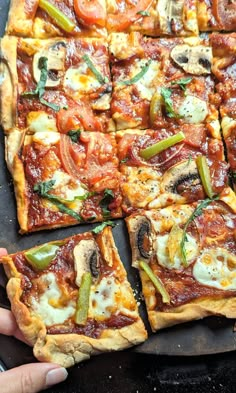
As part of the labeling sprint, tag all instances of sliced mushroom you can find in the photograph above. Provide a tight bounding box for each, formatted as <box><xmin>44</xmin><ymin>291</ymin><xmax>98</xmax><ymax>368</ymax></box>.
<box><xmin>73</xmin><ymin>239</ymin><xmax>100</xmax><ymax>287</ymax></box>
<box><xmin>126</xmin><ymin>215</ymin><xmax>153</xmax><ymax>267</ymax></box>
<box><xmin>33</xmin><ymin>44</ymin><xmax>66</xmax><ymax>87</ymax></box>
<box><xmin>171</xmin><ymin>44</ymin><xmax>212</xmax><ymax>75</ymax></box>
<box><xmin>158</xmin><ymin>0</ymin><xmax>184</xmax><ymax>35</ymax></box>
<box><xmin>161</xmin><ymin>160</ymin><xmax>201</xmax><ymax>194</ymax></box>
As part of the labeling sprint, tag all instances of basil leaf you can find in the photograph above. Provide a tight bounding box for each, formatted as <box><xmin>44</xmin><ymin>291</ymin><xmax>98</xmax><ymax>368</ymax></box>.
<box><xmin>137</xmin><ymin>10</ymin><xmax>150</xmax><ymax>16</ymax></box>
<box><xmin>171</xmin><ymin>77</ymin><xmax>192</xmax><ymax>91</ymax></box>
<box><xmin>92</xmin><ymin>221</ymin><xmax>116</xmax><ymax>234</ymax></box>
<box><xmin>161</xmin><ymin>87</ymin><xmax>180</xmax><ymax>118</ymax></box>
<box><xmin>180</xmin><ymin>196</ymin><xmax>219</xmax><ymax>266</ymax></box>
<box><xmin>100</xmin><ymin>189</ymin><xmax>115</xmax><ymax>217</ymax></box>
<box><xmin>82</xmin><ymin>54</ymin><xmax>109</xmax><ymax>85</ymax></box>
<box><xmin>119</xmin><ymin>60</ymin><xmax>152</xmax><ymax>86</ymax></box>
<box><xmin>22</xmin><ymin>56</ymin><xmax>60</xmax><ymax>112</ymax></box>
<box><xmin>68</xmin><ymin>129</ymin><xmax>81</xmax><ymax>143</ymax></box>
<box><xmin>34</xmin><ymin>180</ymin><xmax>82</xmax><ymax>221</ymax></box>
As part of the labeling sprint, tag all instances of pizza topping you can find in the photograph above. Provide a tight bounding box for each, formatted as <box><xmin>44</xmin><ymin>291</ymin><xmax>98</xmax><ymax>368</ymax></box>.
<box><xmin>34</xmin><ymin>180</ymin><xmax>83</xmax><ymax>221</ymax></box>
<box><xmin>158</xmin><ymin>0</ymin><xmax>185</xmax><ymax>35</ymax></box>
<box><xmin>92</xmin><ymin>221</ymin><xmax>116</xmax><ymax>234</ymax></box>
<box><xmin>100</xmin><ymin>189</ymin><xmax>115</xmax><ymax>217</ymax></box>
<box><xmin>82</xmin><ymin>54</ymin><xmax>109</xmax><ymax>85</ymax></box>
<box><xmin>73</xmin><ymin>239</ymin><xmax>100</xmax><ymax>286</ymax></box>
<box><xmin>178</xmin><ymin>96</ymin><xmax>208</xmax><ymax>124</ymax></box>
<box><xmin>30</xmin><ymin>272</ymin><xmax>76</xmax><ymax>326</ymax></box>
<box><xmin>118</xmin><ymin>60</ymin><xmax>152</xmax><ymax>86</ymax></box>
<box><xmin>27</xmin><ymin>112</ymin><xmax>58</xmax><ymax>133</ymax></box>
<box><xmin>75</xmin><ymin>272</ymin><xmax>92</xmax><ymax>325</ymax></box>
<box><xmin>157</xmin><ymin>229</ymin><xmax>199</xmax><ymax>270</ymax></box>
<box><xmin>160</xmin><ymin>88</ymin><xmax>180</xmax><ymax>118</ymax></box>
<box><xmin>33</xmin><ymin>45</ymin><xmax>66</xmax><ymax>87</ymax></box>
<box><xmin>73</xmin><ymin>0</ymin><xmax>106</xmax><ymax>27</ymax></box>
<box><xmin>150</xmin><ymin>91</ymin><xmax>162</xmax><ymax>126</ymax></box>
<box><xmin>193</xmin><ymin>248</ymin><xmax>236</xmax><ymax>290</ymax></box>
<box><xmin>22</xmin><ymin>57</ymin><xmax>60</xmax><ymax>111</ymax></box>
<box><xmin>161</xmin><ymin>159</ymin><xmax>200</xmax><ymax>195</ymax></box>
<box><xmin>139</xmin><ymin>261</ymin><xmax>170</xmax><ymax>304</ymax></box>
<box><xmin>38</xmin><ymin>0</ymin><xmax>76</xmax><ymax>33</ymax></box>
<box><xmin>180</xmin><ymin>197</ymin><xmax>219</xmax><ymax>265</ymax></box>
<box><xmin>170</xmin><ymin>45</ymin><xmax>212</xmax><ymax>75</ymax></box>
<box><xmin>171</xmin><ymin>77</ymin><xmax>193</xmax><ymax>91</ymax></box>
<box><xmin>196</xmin><ymin>155</ymin><xmax>215</xmax><ymax>198</ymax></box>
<box><xmin>25</xmin><ymin>243</ymin><xmax>60</xmax><ymax>271</ymax></box>
<box><xmin>140</xmin><ymin>131</ymin><xmax>185</xmax><ymax>160</ymax></box>
<box><xmin>137</xmin><ymin>218</ymin><xmax>153</xmax><ymax>259</ymax></box>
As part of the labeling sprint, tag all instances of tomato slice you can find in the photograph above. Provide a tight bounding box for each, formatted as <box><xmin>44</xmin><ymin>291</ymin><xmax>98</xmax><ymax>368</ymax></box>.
<box><xmin>107</xmin><ymin>0</ymin><xmax>153</xmax><ymax>31</ymax></box>
<box><xmin>59</xmin><ymin>134</ymin><xmax>81</xmax><ymax>179</ymax></box>
<box><xmin>57</xmin><ymin>102</ymin><xmax>103</xmax><ymax>133</ymax></box>
<box><xmin>73</xmin><ymin>0</ymin><xmax>106</xmax><ymax>27</ymax></box>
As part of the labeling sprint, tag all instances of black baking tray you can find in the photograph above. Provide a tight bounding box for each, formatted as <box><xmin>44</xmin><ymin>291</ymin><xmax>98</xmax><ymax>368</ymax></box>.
<box><xmin>0</xmin><ymin>1</ymin><xmax>236</xmax><ymax>391</ymax></box>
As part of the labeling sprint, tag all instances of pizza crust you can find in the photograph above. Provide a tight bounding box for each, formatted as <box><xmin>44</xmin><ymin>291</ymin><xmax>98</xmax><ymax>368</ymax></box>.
<box><xmin>0</xmin><ymin>36</ymin><xmax>18</xmax><ymax>132</ymax></box>
<box><xmin>6</xmin><ymin>0</ymin><xmax>36</xmax><ymax>37</ymax></box>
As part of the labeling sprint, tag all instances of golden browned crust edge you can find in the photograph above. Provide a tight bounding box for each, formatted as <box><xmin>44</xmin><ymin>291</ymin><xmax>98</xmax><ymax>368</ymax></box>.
<box><xmin>148</xmin><ymin>297</ymin><xmax>236</xmax><ymax>332</ymax></box>
<box><xmin>0</xmin><ymin>36</ymin><xmax>18</xmax><ymax>132</ymax></box>
<box><xmin>6</xmin><ymin>0</ymin><xmax>36</xmax><ymax>37</ymax></box>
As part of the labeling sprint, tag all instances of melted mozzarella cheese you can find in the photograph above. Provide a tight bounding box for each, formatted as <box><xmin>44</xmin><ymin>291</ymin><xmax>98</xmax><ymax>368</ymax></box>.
<box><xmin>51</xmin><ymin>169</ymin><xmax>87</xmax><ymax>203</ymax></box>
<box><xmin>178</xmin><ymin>96</ymin><xmax>208</xmax><ymax>123</ymax></box>
<box><xmin>27</xmin><ymin>112</ymin><xmax>58</xmax><ymax>133</ymax></box>
<box><xmin>193</xmin><ymin>248</ymin><xmax>236</xmax><ymax>290</ymax></box>
<box><xmin>31</xmin><ymin>273</ymin><xmax>75</xmax><ymax>326</ymax></box>
<box><xmin>129</xmin><ymin>60</ymin><xmax>161</xmax><ymax>101</ymax></box>
<box><xmin>156</xmin><ymin>232</ymin><xmax>198</xmax><ymax>270</ymax></box>
<box><xmin>64</xmin><ymin>63</ymin><xmax>101</xmax><ymax>94</ymax></box>
<box><xmin>89</xmin><ymin>276</ymin><xmax>120</xmax><ymax>319</ymax></box>
<box><xmin>146</xmin><ymin>205</ymin><xmax>194</xmax><ymax>233</ymax></box>
<box><xmin>32</xmin><ymin>131</ymin><xmax>60</xmax><ymax>145</ymax></box>
<box><xmin>121</xmin><ymin>166</ymin><xmax>161</xmax><ymax>209</ymax></box>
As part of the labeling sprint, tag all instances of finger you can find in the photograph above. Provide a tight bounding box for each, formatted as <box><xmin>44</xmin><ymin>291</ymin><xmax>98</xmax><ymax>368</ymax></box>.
<box><xmin>0</xmin><ymin>363</ymin><xmax>68</xmax><ymax>393</ymax></box>
<box><xmin>0</xmin><ymin>248</ymin><xmax>7</xmax><ymax>257</ymax></box>
<box><xmin>0</xmin><ymin>308</ymin><xmax>29</xmax><ymax>344</ymax></box>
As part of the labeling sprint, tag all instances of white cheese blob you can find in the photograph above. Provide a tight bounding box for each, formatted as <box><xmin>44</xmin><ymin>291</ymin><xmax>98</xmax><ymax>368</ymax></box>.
<box><xmin>156</xmin><ymin>233</ymin><xmax>199</xmax><ymax>270</ymax></box>
<box><xmin>51</xmin><ymin>169</ymin><xmax>87</xmax><ymax>202</ymax></box>
<box><xmin>178</xmin><ymin>96</ymin><xmax>208</xmax><ymax>123</ymax></box>
<box><xmin>193</xmin><ymin>248</ymin><xmax>236</xmax><ymax>290</ymax></box>
<box><xmin>27</xmin><ymin>112</ymin><xmax>58</xmax><ymax>133</ymax></box>
<box><xmin>129</xmin><ymin>59</ymin><xmax>161</xmax><ymax>101</ymax></box>
<box><xmin>64</xmin><ymin>63</ymin><xmax>101</xmax><ymax>94</ymax></box>
<box><xmin>89</xmin><ymin>276</ymin><xmax>120</xmax><ymax>320</ymax></box>
<box><xmin>31</xmin><ymin>273</ymin><xmax>75</xmax><ymax>326</ymax></box>
<box><xmin>32</xmin><ymin>131</ymin><xmax>60</xmax><ymax>145</ymax></box>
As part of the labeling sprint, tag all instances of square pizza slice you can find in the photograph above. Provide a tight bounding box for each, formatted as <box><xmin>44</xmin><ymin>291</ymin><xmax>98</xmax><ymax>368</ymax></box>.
<box><xmin>0</xmin><ymin>36</ymin><xmax>113</xmax><ymax>134</ymax></box>
<box><xmin>0</xmin><ymin>225</ymin><xmax>147</xmax><ymax>367</ymax></box>
<box><xmin>6</xmin><ymin>0</ymin><xmax>107</xmax><ymax>38</ymax></box>
<box><xmin>197</xmin><ymin>0</ymin><xmax>236</xmax><ymax>32</ymax></box>
<box><xmin>211</xmin><ymin>33</ymin><xmax>236</xmax><ymax>84</ymax></box>
<box><xmin>110</xmin><ymin>33</ymin><xmax>217</xmax><ymax>131</ymax></box>
<box><xmin>106</xmin><ymin>0</ymin><xmax>198</xmax><ymax>36</ymax></box>
<box><xmin>6</xmin><ymin>129</ymin><xmax>122</xmax><ymax>233</ymax></box>
<box><xmin>126</xmin><ymin>188</ymin><xmax>236</xmax><ymax>331</ymax></box>
<box><xmin>116</xmin><ymin>126</ymin><xmax>228</xmax><ymax>213</ymax></box>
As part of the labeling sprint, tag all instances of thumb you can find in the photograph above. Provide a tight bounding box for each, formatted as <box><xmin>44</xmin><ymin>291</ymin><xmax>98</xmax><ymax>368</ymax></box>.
<box><xmin>0</xmin><ymin>363</ymin><xmax>68</xmax><ymax>393</ymax></box>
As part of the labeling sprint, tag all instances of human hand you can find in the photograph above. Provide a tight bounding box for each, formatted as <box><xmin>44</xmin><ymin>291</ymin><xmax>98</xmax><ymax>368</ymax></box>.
<box><xmin>0</xmin><ymin>248</ymin><xmax>68</xmax><ymax>393</ymax></box>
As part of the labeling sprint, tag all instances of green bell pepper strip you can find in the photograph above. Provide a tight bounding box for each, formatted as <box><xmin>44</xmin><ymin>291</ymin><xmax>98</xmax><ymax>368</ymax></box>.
<box><xmin>25</xmin><ymin>243</ymin><xmax>60</xmax><ymax>270</ymax></box>
<box><xmin>140</xmin><ymin>131</ymin><xmax>185</xmax><ymax>160</ymax></box>
<box><xmin>196</xmin><ymin>155</ymin><xmax>215</xmax><ymax>199</ymax></box>
<box><xmin>75</xmin><ymin>272</ymin><xmax>92</xmax><ymax>325</ymax></box>
<box><xmin>139</xmin><ymin>261</ymin><xmax>170</xmax><ymax>304</ymax></box>
<box><xmin>38</xmin><ymin>0</ymin><xmax>76</xmax><ymax>33</ymax></box>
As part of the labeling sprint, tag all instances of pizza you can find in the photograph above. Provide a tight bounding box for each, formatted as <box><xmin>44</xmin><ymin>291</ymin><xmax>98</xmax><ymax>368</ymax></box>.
<box><xmin>6</xmin><ymin>129</ymin><xmax>122</xmax><ymax>233</ymax></box>
<box><xmin>0</xmin><ymin>35</ymin><xmax>113</xmax><ymax>134</ymax></box>
<box><xmin>126</xmin><ymin>188</ymin><xmax>236</xmax><ymax>331</ymax></box>
<box><xmin>0</xmin><ymin>225</ymin><xmax>147</xmax><ymax>367</ymax></box>
<box><xmin>110</xmin><ymin>33</ymin><xmax>217</xmax><ymax>130</ymax></box>
<box><xmin>0</xmin><ymin>0</ymin><xmax>236</xmax><ymax>368</ymax></box>
<box><xmin>116</xmin><ymin>126</ymin><xmax>228</xmax><ymax>212</ymax></box>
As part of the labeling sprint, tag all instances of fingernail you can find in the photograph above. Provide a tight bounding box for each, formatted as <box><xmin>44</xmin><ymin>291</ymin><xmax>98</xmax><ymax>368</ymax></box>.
<box><xmin>46</xmin><ymin>367</ymin><xmax>68</xmax><ymax>387</ymax></box>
